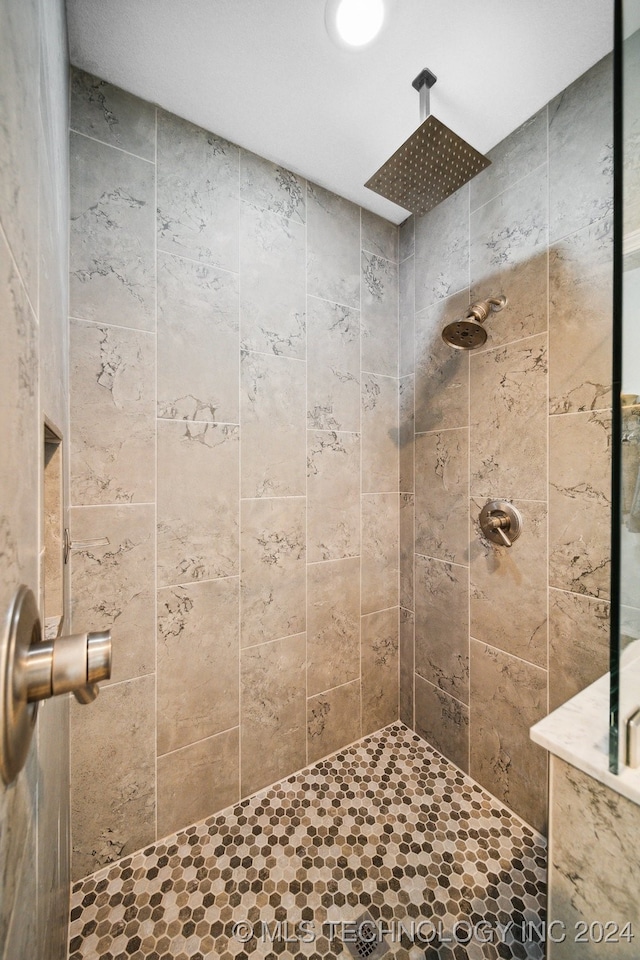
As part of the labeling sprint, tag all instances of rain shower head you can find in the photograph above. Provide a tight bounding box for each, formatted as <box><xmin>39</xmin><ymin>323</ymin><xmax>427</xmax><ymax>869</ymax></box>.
<box><xmin>442</xmin><ymin>296</ymin><xmax>507</xmax><ymax>350</ymax></box>
<box><xmin>365</xmin><ymin>69</ymin><xmax>490</xmax><ymax>216</ymax></box>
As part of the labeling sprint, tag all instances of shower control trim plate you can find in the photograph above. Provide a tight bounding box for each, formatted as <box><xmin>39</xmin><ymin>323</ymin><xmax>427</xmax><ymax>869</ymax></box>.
<box><xmin>479</xmin><ymin>500</ymin><xmax>523</xmax><ymax>548</ymax></box>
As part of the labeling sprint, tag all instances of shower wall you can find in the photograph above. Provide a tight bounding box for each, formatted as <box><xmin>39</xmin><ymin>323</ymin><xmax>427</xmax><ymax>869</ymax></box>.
<box><xmin>0</xmin><ymin>0</ymin><xmax>70</xmax><ymax>956</ymax></box>
<box><xmin>68</xmin><ymin>69</ymin><xmax>400</xmax><ymax>880</ymax></box>
<box><xmin>399</xmin><ymin>53</ymin><xmax>613</xmax><ymax>833</ymax></box>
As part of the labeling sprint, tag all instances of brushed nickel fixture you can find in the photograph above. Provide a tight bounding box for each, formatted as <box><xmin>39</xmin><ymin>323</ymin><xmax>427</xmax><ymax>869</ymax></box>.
<box><xmin>479</xmin><ymin>500</ymin><xmax>523</xmax><ymax>548</ymax></box>
<box><xmin>365</xmin><ymin>68</ymin><xmax>490</xmax><ymax>216</ymax></box>
<box><xmin>442</xmin><ymin>295</ymin><xmax>507</xmax><ymax>350</ymax></box>
<box><xmin>0</xmin><ymin>585</ymin><xmax>111</xmax><ymax>784</ymax></box>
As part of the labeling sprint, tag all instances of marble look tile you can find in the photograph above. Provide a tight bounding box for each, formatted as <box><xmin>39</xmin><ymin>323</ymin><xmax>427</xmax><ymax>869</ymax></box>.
<box><xmin>415</xmin><ymin>555</ymin><xmax>469</xmax><ymax>704</ymax></box>
<box><xmin>470</xmin><ymin>498</ymin><xmax>547</xmax><ymax>667</ymax></box>
<box><xmin>470</xmin><ymin>333</ymin><xmax>548</xmax><ymax>501</ymax></box>
<box><xmin>361</xmin><ymin>493</ymin><xmax>399</xmax><ymax>615</ymax></box>
<box><xmin>157</xmin><ymin>578</ymin><xmax>239</xmax><ymax>754</ymax></box>
<box><xmin>399</xmin><ymin>607</ymin><xmax>415</xmax><ymax>728</ymax></box>
<box><xmin>549</xmin><ymin>589</ymin><xmax>610</xmax><ymax>712</ymax></box>
<box><xmin>70</xmin><ymin>320</ymin><xmax>155</xmax><ymax>505</ymax></box>
<box><xmin>157</xmin><ymin>251</ymin><xmax>239</xmax><ymax>423</ymax></box>
<box><xmin>70</xmin><ymin>68</ymin><xmax>156</xmax><ymax>160</ymax></box>
<box><xmin>362</xmin><ymin>608</ymin><xmax>399</xmax><ymax>735</ymax></box>
<box><xmin>361</xmin><ymin>208</ymin><xmax>398</xmax><ymax>261</ymax></box>
<box><xmin>157</xmin><ymin>420</ymin><xmax>239</xmax><ymax>587</ymax></box>
<box><xmin>240</xmin><ymin>202</ymin><xmax>306</xmax><ymax>359</ymax></box>
<box><xmin>5</xmin><ymin>818</ymin><xmax>38</xmax><ymax>960</ymax></box>
<box><xmin>470</xmin><ymin>165</ymin><xmax>548</xmax><ymax>348</ymax></box>
<box><xmin>307</xmin><ymin>296</ymin><xmax>360</xmax><ymax>433</ymax></box>
<box><xmin>548</xmin><ymin>757</ymin><xmax>640</xmax><ymax>960</ymax></box>
<box><xmin>0</xmin><ymin>0</ymin><xmax>39</xmax><ymax>299</ymax></box>
<box><xmin>549</xmin><ymin>410</ymin><xmax>611</xmax><ymax>599</ymax></box>
<box><xmin>361</xmin><ymin>252</ymin><xmax>398</xmax><ymax>377</ymax></box>
<box><xmin>241</xmin><ymin>351</ymin><xmax>306</xmax><ymax>498</ymax></box>
<box><xmin>470</xmin><ymin>639</ymin><xmax>547</xmax><ymax>833</ymax></box>
<box><xmin>241</xmin><ymin>497</ymin><xmax>306</xmax><ymax>648</ymax></box>
<box><xmin>306</xmin><ymin>182</ymin><xmax>360</xmax><ymax>308</ymax></box>
<box><xmin>307</xmin><ymin>557</ymin><xmax>360</xmax><ymax>696</ymax></box>
<box><xmin>399</xmin><ymin>493</ymin><xmax>414</xmax><ymax>612</ymax></box>
<box><xmin>157</xmin><ymin>728</ymin><xmax>239</xmax><ymax>840</ymax></box>
<box><xmin>399</xmin><ymin>216</ymin><xmax>414</xmax><ymax>262</ymax></box>
<box><xmin>623</xmin><ymin>31</ymin><xmax>640</xmax><ymax>238</ymax></box>
<box><xmin>362</xmin><ymin>374</ymin><xmax>399</xmax><ymax>494</ymax></box>
<box><xmin>307</xmin><ymin>681</ymin><xmax>361</xmax><ymax>765</ymax></box>
<box><xmin>0</xmin><ymin>762</ymin><xmax>33</xmax><ymax>950</ymax></box>
<box><xmin>471</xmin><ymin>107</ymin><xmax>547</xmax><ymax>212</ymax></box>
<box><xmin>70</xmin><ymin>131</ymin><xmax>155</xmax><ymax>329</ymax></box>
<box><xmin>549</xmin><ymin>216</ymin><xmax>613</xmax><ymax>414</ymax></box>
<box><xmin>414</xmin><ymin>291</ymin><xmax>470</xmax><ymax>433</ymax></box>
<box><xmin>71</xmin><ymin>675</ymin><xmax>155</xmax><ymax>880</ymax></box>
<box><xmin>416</xmin><ymin>428</ymin><xmax>469</xmax><ymax>565</ymax></box>
<box><xmin>241</xmin><ymin>634</ymin><xmax>306</xmax><ymax>796</ymax></box>
<box><xmin>415</xmin><ymin>185</ymin><xmax>469</xmax><ymax>313</ymax></box>
<box><xmin>415</xmin><ymin>675</ymin><xmax>469</xmax><ymax>773</ymax></box>
<box><xmin>307</xmin><ymin>431</ymin><xmax>360</xmax><ymax>562</ymax></box>
<box><xmin>70</xmin><ymin>504</ymin><xmax>155</xmax><ymax>685</ymax></box>
<box><xmin>156</xmin><ymin>109</ymin><xmax>239</xmax><ymax>272</ymax></box>
<box><xmin>399</xmin><ymin>375</ymin><xmax>414</xmax><ymax>493</ymax></box>
<box><xmin>240</xmin><ymin>150</ymin><xmax>306</xmax><ymax>223</ymax></box>
<box><xmin>549</xmin><ymin>53</ymin><xmax>613</xmax><ymax>243</ymax></box>
<box><xmin>399</xmin><ymin>255</ymin><xmax>415</xmax><ymax>378</ymax></box>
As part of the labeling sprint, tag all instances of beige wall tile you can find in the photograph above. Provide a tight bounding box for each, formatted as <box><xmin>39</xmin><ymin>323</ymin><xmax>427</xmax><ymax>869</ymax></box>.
<box><xmin>240</xmin><ymin>149</ymin><xmax>306</xmax><ymax>223</ymax></box>
<box><xmin>549</xmin><ymin>589</ymin><xmax>610</xmax><ymax>711</ymax></box>
<box><xmin>362</xmin><ymin>374</ymin><xmax>398</xmax><ymax>494</ymax></box>
<box><xmin>414</xmin><ymin>291</ymin><xmax>470</xmax><ymax>434</ymax></box>
<box><xmin>361</xmin><ymin>208</ymin><xmax>398</xmax><ymax>262</ymax></box>
<box><xmin>399</xmin><ymin>256</ymin><xmax>415</xmax><ymax>379</ymax></box>
<box><xmin>307</xmin><ymin>296</ymin><xmax>360</xmax><ymax>433</ymax></box>
<box><xmin>307</xmin><ymin>431</ymin><xmax>360</xmax><ymax>562</ymax></box>
<box><xmin>399</xmin><ymin>375</ymin><xmax>414</xmax><ymax>494</ymax></box>
<box><xmin>471</xmin><ymin>106</ymin><xmax>547</xmax><ymax>212</ymax></box>
<box><xmin>70</xmin><ymin>67</ymin><xmax>156</xmax><ymax>160</ymax></box>
<box><xmin>415</xmin><ymin>555</ymin><xmax>469</xmax><ymax>704</ymax></box>
<box><xmin>361</xmin><ymin>493</ymin><xmax>399</xmax><ymax>615</ymax></box>
<box><xmin>399</xmin><ymin>608</ymin><xmax>415</xmax><ymax>728</ymax></box>
<box><xmin>362</xmin><ymin>608</ymin><xmax>399</xmax><ymax>735</ymax></box>
<box><xmin>415</xmin><ymin>676</ymin><xmax>469</xmax><ymax>773</ymax></box>
<box><xmin>307</xmin><ymin>557</ymin><xmax>360</xmax><ymax>696</ymax></box>
<box><xmin>361</xmin><ymin>252</ymin><xmax>398</xmax><ymax>377</ymax></box>
<box><xmin>307</xmin><ymin>682</ymin><xmax>361</xmax><ymax>764</ymax></box>
<box><xmin>399</xmin><ymin>493</ymin><xmax>414</xmax><ymax>613</ymax></box>
<box><xmin>415</xmin><ymin>185</ymin><xmax>469</xmax><ymax>313</ymax></box>
<box><xmin>306</xmin><ymin>182</ymin><xmax>360</xmax><ymax>308</ymax></box>
<box><xmin>416</xmin><ymin>428</ymin><xmax>469</xmax><ymax>565</ymax></box>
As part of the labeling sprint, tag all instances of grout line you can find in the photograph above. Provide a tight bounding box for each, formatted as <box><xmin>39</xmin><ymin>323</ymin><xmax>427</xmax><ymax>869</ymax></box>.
<box><xmin>304</xmin><ymin>174</ymin><xmax>309</xmax><ymax>768</ymax></box>
<box><xmin>237</xmin><ymin>147</ymin><xmax>243</xmax><ymax>805</ymax></box>
<box><xmin>359</xmin><ymin>208</ymin><xmax>364</xmax><ymax>740</ymax></box>
<box><xmin>307</xmin><ymin>290</ymin><xmax>361</xmax><ymax>312</ymax></box>
<box><xmin>68</xmin><ymin>314</ymin><xmax>156</xmax><ymax>336</ymax></box>
<box><xmin>546</xmin><ymin>100</ymin><xmax>551</xmax><ymax>721</ymax></box>
<box><xmin>414</xmin><ymin>671</ymin><xmax>470</xmax><ymax>711</ymax></box>
<box><xmin>156</xmin><ymin>246</ymin><xmax>240</xmax><ymax>278</ymax></box>
<box><xmin>153</xmin><ymin>104</ymin><xmax>159</xmax><ymax>844</ymax></box>
<box><xmin>548</xmin><ymin>405</ymin><xmax>614</xmax><ymax>419</ymax></box>
<box><xmin>308</xmin><ymin>676</ymin><xmax>361</xmax><ymax>700</ymax></box>
<box><xmin>69</xmin><ymin>127</ymin><xmax>156</xmax><ymax>164</ymax></box>
<box><xmin>467</xmin><ymin>184</ymin><xmax>472</xmax><ymax>777</ymax></box>
<box><xmin>241</xmin><ymin>631</ymin><xmax>306</xmax><ymax>653</ymax></box>
<box><xmin>469</xmin><ymin>157</ymin><xmax>549</xmax><ymax>217</ymax></box>
<box><xmin>414</xmin><ymin>551</ymin><xmax>470</xmax><ymax>571</ymax></box>
<box><xmin>470</xmin><ymin>635</ymin><xmax>548</xmax><ymax>673</ymax></box>
<box><xmin>157</xmin><ymin>723</ymin><xmax>240</xmax><ymax>760</ymax></box>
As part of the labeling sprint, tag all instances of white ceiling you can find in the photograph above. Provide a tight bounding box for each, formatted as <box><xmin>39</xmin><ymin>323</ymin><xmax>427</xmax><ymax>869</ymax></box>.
<box><xmin>66</xmin><ymin>0</ymin><xmax>616</xmax><ymax>224</ymax></box>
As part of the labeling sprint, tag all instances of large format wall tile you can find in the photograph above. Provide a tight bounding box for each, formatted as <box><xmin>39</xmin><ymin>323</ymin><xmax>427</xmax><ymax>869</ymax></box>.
<box><xmin>307</xmin><ymin>681</ymin><xmax>361</xmax><ymax>765</ymax></box>
<box><xmin>414</xmin><ymin>291</ymin><xmax>470</xmax><ymax>434</ymax></box>
<box><xmin>307</xmin><ymin>295</ymin><xmax>360</xmax><ymax>432</ymax></box>
<box><xmin>415</xmin><ymin>185</ymin><xmax>469</xmax><ymax>313</ymax></box>
<box><xmin>306</xmin><ymin>183</ymin><xmax>360</xmax><ymax>308</ymax></box>
<box><xmin>549</xmin><ymin>216</ymin><xmax>613</xmax><ymax>414</ymax></box>
<box><xmin>549</xmin><ymin>53</ymin><xmax>613</xmax><ymax>243</ymax></box>
<box><xmin>361</xmin><ymin>208</ymin><xmax>398</xmax><ymax>262</ymax></box>
<box><xmin>70</xmin><ymin>132</ymin><xmax>155</xmax><ymax>329</ymax></box>
<box><xmin>157</xmin><ymin>110</ymin><xmax>239</xmax><ymax>272</ymax></box>
<box><xmin>362</xmin><ymin>374</ymin><xmax>398</xmax><ymax>493</ymax></box>
<box><xmin>415</xmin><ymin>428</ymin><xmax>469</xmax><ymax>565</ymax></box>
<box><xmin>470</xmin><ymin>333</ymin><xmax>547</xmax><ymax>501</ymax></box>
<box><xmin>549</xmin><ymin>410</ymin><xmax>611</xmax><ymax>599</ymax></box>
<box><xmin>157</xmin><ymin>252</ymin><xmax>239</xmax><ymax>423</ymax></box>
<box><xmin>549</xmin><ymin>588</ymin><xmax>610</xmax><ymax>711</ymax></box>
<box><xmin>361</xmin><ymin>252</ymin><xmax>398</xmax><ymax>377</ymax></box>
<box><xmin>70</xmin><ymin>319</ymin><xmax>155</xmax><ymax>504</ymax></box>
<box><xmin>399</xmin><ymin>375</ymin><xmax>414</xmax><ymax>494</ymax></box>
<box><xmin>307</xmin><ymin>557</ymin><xmax>360</xmax><ymax>696</ymax></box>
<box><xmin>241</xmin><ymin>351</ymin><xmax>306</xmax><ymax>498</ymax></box>
<box><xmin>399</xmin><ymin>217</ymin><xmax>414</xmax><ymax>262</ymax></box>
<box><xmin>415</xmin><ymin>555</ymin><xmax>469</xmax><ymax>704</ymax></box>
<box><xmin>399</xmin><ymin>608</ymin><xmax>415</xmax><ymax>728</ymax></box>
<box><xmin>470</xmin><ymin>164</ymin><xmax>548</xmax><ymax>348</ymax></box>
<box><xmin>362</xmin><ymin>607</ymin><xmax>399</xmax><ymax>735</ymax></box>
<box><xmin>70</xmin><ymin>675</ymin><xmax>156</xmax><ymax>880</ymax></box>
<box><xmin>70</xmin><ymin>504</ymin><xmax>155</xmax><ymax>686</ymax></box>
<box><xmin>415</xmin><ymin>675</ymin><xmax>469</xmax><ymax>773</ymax></box>
<box><xmin>399</xmin><ymin>493</ymin><xmax>414</xmax><ymax>612</ymax></box>
<box><xmin>157</xmin><ymin>728</ymin><xmax>239</xmax><ymax>840</ymax></box>
<box><xmin>240</xmin><ymin>150</ymin><xmax>306</xmax><ymax>223</ymax></box>
<box><xmin>157</xmin><ymin>578</ymin><xmax>239</xmax><ymax>754</ymax></box>
<box><xmin>470</xmin><ymin>498</ymin><xmax>547</xmax><ymax>667</ymax></box>
<box><xmin>240</xmin><ymin>202</ymin><xmax>306</xmax><ymax>359</ymax></box>
<box><xmin>399</xmin><ymin>255</ymin><xmax>415</xmax><ymax>379</ymax></box>
<box><xmin>241</xmin><ymin>634</ymin><xmax>306</xmax><ymax>796</ymax></box>
<box><xmin>157</xmin><ymin>420</ymin><xmax>239</xmax><ymax>587</ymax></box>
<box><xmin>471</xmin><ymin>107</ymin><xmax>547</xmax><ymax>212</ymax></box>
<box><xmin>241</xmin><ymin>497</ymin><xmax>306</xmax><ymax>648</ymax></box>
<box><xmin>307</xmin><ymin>431</ymin><xmax>360</xmax><ymax>562</ymax></box>
<box><xmin>470</xmin><ymin>640</ymin><xmax>547</xmax><ymax>833</ymax></box>
<box><xmin>361</xmin><ymin>493</ymin><xmax>399</xmax><ymax>615</ymax></box>
<box><xmin>70</xmin><ymin>68</ymin><xmax>156</xmax><ymax>160</ymax></box>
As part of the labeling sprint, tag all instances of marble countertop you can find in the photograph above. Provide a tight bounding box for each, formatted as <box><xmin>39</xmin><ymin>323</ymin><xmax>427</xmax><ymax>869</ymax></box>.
<box><xmin>530</xmin><ymin>670</ymin><xmax>640</xmax><ymax>807</ymax></box>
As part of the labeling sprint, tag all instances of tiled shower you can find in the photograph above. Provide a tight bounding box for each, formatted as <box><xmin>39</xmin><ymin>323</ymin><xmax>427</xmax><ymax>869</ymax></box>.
<box><xmin>0</xmin><ymin>0</ymin><xmax>617</xmax><ymax>956</ymax></box>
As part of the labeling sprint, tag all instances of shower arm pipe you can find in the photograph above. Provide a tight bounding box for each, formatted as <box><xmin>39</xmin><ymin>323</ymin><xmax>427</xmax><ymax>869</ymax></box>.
<box><xmin>412</xmin><ymin>68</ymin><xmax>437</xmax><ymax>122</ymax></box>
<box><xmin>467</xmin><ymin>296</ymin><xmax>508</xmax><ymax>323</ymax></box>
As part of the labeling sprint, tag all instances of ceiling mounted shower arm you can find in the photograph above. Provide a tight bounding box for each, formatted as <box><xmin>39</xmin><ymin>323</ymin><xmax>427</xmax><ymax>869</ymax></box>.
<box><xmin>412</xmin><ymin>68</ymin><xmax>437</xmax><ymax>122</ymax></box>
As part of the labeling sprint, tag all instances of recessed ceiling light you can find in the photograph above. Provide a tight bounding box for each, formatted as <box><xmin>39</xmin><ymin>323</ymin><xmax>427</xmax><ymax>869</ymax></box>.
<box><xmin>325</xmin><ymin>0</ymin><xmax>386</xmax><ymax>50</ymax></box>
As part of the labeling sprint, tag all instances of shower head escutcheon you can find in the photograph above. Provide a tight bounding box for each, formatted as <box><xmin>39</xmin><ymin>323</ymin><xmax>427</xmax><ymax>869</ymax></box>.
<box><xmin>441</xmin><ymin>295</ymin><xmax>507</xmax><ymax>350</ymax></box>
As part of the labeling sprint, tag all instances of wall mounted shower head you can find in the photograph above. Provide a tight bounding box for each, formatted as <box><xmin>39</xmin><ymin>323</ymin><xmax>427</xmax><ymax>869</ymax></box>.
<box><xmin>441</xmin><ymin>295</ymin><xmax>507</xmax><ymax>350</ymax></box>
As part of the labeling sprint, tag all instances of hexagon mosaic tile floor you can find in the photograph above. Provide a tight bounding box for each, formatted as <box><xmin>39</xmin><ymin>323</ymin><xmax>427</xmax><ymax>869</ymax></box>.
<box><xmin>68</xmin><ymin>723</ymin><xmax>546</xmax><ymax>960</ymax></box>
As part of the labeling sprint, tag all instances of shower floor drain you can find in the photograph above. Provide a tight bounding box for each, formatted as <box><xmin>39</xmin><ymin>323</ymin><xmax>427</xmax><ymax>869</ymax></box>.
<box><xmin>343</xmin><ymin>912</ymin><xmax>390</xmax><ymax>960</ymax></box>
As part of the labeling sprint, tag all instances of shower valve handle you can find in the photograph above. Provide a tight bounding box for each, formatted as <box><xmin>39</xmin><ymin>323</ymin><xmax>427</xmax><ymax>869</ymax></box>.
<box><xmin>485</xmin><ymin>515</ymin><xmax>513</xmax><ymax>548</ymax></box>
<box><xmin>479</xmin><ymin>500</ymin><xmax>523</xmax><ymax>549</ymax></box>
